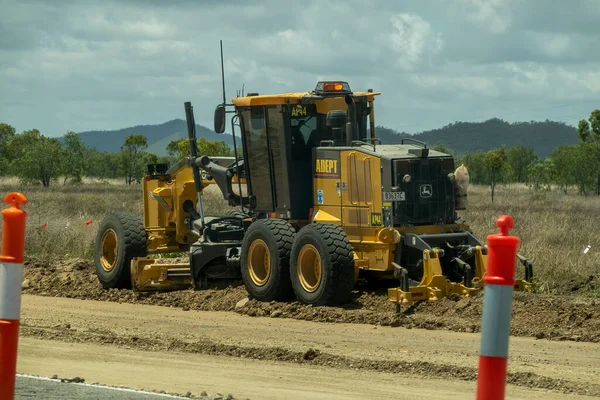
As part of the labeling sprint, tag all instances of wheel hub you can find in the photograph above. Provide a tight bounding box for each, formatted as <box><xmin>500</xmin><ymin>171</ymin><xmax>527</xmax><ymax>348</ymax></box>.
<box><xmin>298</xmin><ymin>244</ymin><xmax>322</xmax><ymax>293</ymax></box>
<box><xmin>248</xmin><ymin>239</ymin><xmax>270</xmax><ymax>286</ymax></box>
<box><xmin>100</xmin><ymin>229</ymin><xmax>118</xmax><ymax>272</ymax></box>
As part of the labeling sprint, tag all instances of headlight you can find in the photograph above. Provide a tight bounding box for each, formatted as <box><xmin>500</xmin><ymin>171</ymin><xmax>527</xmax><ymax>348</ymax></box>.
<box><xmin>403</xmin><ymin>174</ymin><xmax>411</xmax><ymax>183</ymax></box>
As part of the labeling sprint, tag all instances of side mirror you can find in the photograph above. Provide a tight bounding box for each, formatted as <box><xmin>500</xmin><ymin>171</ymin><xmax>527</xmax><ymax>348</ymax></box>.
<box><xmin>214</xmin><ymin>104</ymin><xmax>226</xmax><ymax>133</ymax></box>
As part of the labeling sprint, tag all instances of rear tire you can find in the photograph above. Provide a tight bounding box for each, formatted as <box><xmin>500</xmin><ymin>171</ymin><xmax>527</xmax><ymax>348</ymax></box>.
<box><xmin>94</xmin><ymin>212</ymin><xmax>147</xmax><ymax>289</ymax></box>
<box><xmin>239</xmin><ymin>218</ymin><xmax>296</xmax><ymax>301</ymax></box>
<box><xmin>290</xmin><ymin>223</ymin><xmax>355</xmax><ymax>306</ymax></box>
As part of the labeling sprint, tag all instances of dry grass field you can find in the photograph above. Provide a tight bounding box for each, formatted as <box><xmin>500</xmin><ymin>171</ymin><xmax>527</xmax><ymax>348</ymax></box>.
<box><xmin>1</xmin><ymin>178</ymin><xmax>598</xmax><ymax>297</ymax></box>
<box><xmin>0</xmin><ymin>177</ymin><xmax>235</xmax><ymax>262</ymax></box>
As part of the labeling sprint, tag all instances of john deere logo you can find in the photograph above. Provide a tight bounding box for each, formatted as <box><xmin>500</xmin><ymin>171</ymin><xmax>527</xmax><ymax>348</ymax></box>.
<box><xmin>420</xmin><ymin>184</ymin><xmax>432</xmax><ymax>198</ymax></box>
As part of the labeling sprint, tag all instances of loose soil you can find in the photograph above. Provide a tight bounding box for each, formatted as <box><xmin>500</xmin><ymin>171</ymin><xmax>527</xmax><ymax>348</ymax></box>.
<box><xmin>18</xmin><ymin>295</ymin><xmax>600</xmax><ymax>398</ymax></box>
<box><xmin>22</xmin><ymin>259</ymin><xmax>600</xmax><ymax>343</ymax></box>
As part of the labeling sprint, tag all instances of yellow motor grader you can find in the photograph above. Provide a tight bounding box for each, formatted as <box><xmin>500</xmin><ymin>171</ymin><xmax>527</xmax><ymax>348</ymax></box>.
<box><xmin>94</xmin><ymin>80</ymin><xmax>534</xmax><ymax>311</ymax></box>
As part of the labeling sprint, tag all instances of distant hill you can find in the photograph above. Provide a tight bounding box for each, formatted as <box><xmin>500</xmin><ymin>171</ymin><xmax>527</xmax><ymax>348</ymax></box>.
<box><xmin>76</xmin><ymin>119</ymin><xmax>234</xmax><ymax>156</ymax></box>
<box><xmin>375</xmin><ymin>118</ymin><xmax>578</xmax><ymax>158</ymax></box>
<box><xmin>74</xmin><ymin>117</ymin><xmax>578</xmax><ymax>159</ymax></box>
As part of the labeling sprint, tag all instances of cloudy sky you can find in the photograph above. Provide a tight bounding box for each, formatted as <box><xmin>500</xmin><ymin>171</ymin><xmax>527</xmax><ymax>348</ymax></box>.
<box><xmin>2</xmin><ymin>0</ymin><xmax>600</xmax><ymax>137</ymax></box>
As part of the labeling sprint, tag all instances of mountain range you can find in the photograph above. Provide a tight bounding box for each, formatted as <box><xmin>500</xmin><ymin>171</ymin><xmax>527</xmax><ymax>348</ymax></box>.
<box><xmin>75</xmin><ymin>117</ymin><xmax>578</xmax><ymax>158</ymax></box>
<box><xmin>375</xmin><ymin>118</ymin><xmax>578</xmax><ymax>158</ymax></box>
<box><xmin>76</xmin><ymin>119</ymin><xmax>235</xmax><ymax>156</ymax></box>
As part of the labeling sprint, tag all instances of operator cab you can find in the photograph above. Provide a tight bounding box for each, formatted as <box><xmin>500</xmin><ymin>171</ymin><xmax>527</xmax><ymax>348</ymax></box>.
<box><xmin>213</xmin><ymin>81</ymin><xmax>379</xmax><ymax>220</ymax></box>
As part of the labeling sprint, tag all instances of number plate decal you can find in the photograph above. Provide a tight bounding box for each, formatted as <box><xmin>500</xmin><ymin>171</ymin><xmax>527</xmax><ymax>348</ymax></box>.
<box><xmin>383</xmin><ymin>191</ymin><xmax>405</xmax><ymax>201</ymax></box>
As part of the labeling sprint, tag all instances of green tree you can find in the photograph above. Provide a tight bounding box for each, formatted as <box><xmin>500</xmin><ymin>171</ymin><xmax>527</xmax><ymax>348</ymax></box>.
<box><xmin>461</xmin><ymin>151</ymin><xmax>488</xmax><ymax>185</ymax></box>
<box><xmin>7</xmin><ymin>129</ymin><xmax>42</xmax><ymax>177</ymax></box>
<box><xmin>432</xmin><ymin>144</ymin><xmax>455</xmax><ymax>156</ymax></box>
<box><xmin>483</xmin><ymin>145</ymin><xmax>506</xmax><ymax>202</ymax></box>
<box><xmin>526</xmin><ymin>159</ymin><xmax>554</xmax><ymax>192</ymax></box>
<box><xmin>506</xmin><ymin>146</ymin><xmax>537</xmax><ymax>183</ymax></box>
<box><xmin>10</xmin><ymin>129</ymin><xmax>64</xmax><ymax>187</ymax></box>
<box><xmin>0</xmin><ymin>123</ymin><xmax>16</xmax><ymax>175</ymax></box>
<box><xmin>120</xmin><ymin>134</ymin><xmax>148</xmax><ymax>185</ymax></box>
<box><xmin>168</xmin><ymin>138</ymin><xmax>234</xmax><ymax>159</ymax></box>
<box><xmin>197</xmin><ymin>137</ymin><xmax>233</xmax><ymax>157</ymax></box>
<box><xmin>551</xmin><ymin>145</ymin><xmax>577</xmax><ymax>194</ymax></box>
<box><xmin>166</xmin><ymin>140</ymin><xmax>181</xmax><ymax>158</ymax></box>
<box><xmin>85</xmin><ymin>149</ymin><xmax>121</xmax><ymax>180</ymax></box>
<box><xmin>577</xmin><ymin>109</ymin><xmax>600</xmax><ymax>194</ymax></box>
<box><xmin>578</xmin><ymin>110</ymin><xmax>600</xmax><ymax>143</ymax></box>
<box><xmin>62</xmin><ymin>131</ymin><xmax>86</xmax><ymax>184</ymax></box>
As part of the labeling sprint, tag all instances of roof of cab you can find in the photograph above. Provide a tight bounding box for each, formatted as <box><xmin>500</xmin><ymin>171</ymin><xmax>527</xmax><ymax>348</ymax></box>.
<box><xmin>231</xmin><ymin>91</ymin><xmax>381</xmax><ymax>107</ymax></box>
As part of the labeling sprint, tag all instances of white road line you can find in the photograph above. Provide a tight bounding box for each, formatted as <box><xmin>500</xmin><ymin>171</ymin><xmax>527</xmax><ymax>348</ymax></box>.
<box><xmin>16</xmin><ymin>374</ymin><xmax>190</xmax><ymax>398</ymax></box>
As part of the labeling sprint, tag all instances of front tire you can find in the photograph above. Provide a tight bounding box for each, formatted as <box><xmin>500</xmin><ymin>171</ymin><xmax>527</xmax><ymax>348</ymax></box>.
<box><xmin>290</xmin><ymin>223</ymin><xmax>355</xmax><ymax>306</ymax></box>
<box><xmin>239</xmin><ymin>218</ymin><xmax>296</xmax><ymax>301</ymax></box>
<box><xmin>94</xmin><ymin>212</ymin><xmax>147</xmax><ymax>289</ymax></box>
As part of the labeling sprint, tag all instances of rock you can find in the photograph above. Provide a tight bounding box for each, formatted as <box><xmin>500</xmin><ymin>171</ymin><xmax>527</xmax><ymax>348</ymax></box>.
<box><xmin>226</xmin><ymin>395</ymin><xmax>234</xmax><ymax>400</ymax></box>
<box><xmin>302</xmin><ymin>348</ymin><xmax>321</xmax><ymax>361</ymax></box>
<box><xmin>235</xmin><ymin>298</ymin><xmax>249</xmax><ymax>311</ymax></box>
<box><xmin>270</xmin><ymin>310</ymin><xmax>282</xmax><ymax>318</ymax></box>
<box><xmin>255</xmin><ymin>309</ymin><xmax>265</xmax><ymax>317</ymax></box>
<box><xmin>201</xmin><ymin>391</ymin><xmax>208</xmax><ymax>397</ymax></box>
<box><xmin>535</xmin><ymin>332</ymin><xmax>545</xmax><ymax>339</ymax></box>
<box><xmin>184</xmin><ymin>392</ymin><xmax>192</xmax><ymax>397</ymax></box>
<box><xmin>22</xmin><ymin>279</ymin><xmax>30</xmax><ymax>290</ymax></box>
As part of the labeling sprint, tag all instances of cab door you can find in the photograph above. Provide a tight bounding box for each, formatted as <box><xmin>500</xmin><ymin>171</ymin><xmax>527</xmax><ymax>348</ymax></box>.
<box><xmin>241</xmin><ymin>106</ymin><xmax>275</xmax><ymax>211</ymax></box>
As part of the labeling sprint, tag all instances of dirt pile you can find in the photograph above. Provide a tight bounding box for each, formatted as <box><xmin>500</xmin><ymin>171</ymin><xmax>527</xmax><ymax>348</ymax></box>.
<box><xmin>20</xmin><ymin>322</ymin><xmax>600</xmax><ymax>397</ymax></box>
<box><xmin>22</xmin><ymin>259</ymin><xmax>600</xmax><ymax>343</ymax></box>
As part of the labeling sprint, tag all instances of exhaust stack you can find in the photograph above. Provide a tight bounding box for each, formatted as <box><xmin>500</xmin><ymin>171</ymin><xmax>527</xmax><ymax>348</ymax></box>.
<box><xmin>345</xmin><ymin>94</ymin><xmax>358</xmax><ymax>146</ymax></box>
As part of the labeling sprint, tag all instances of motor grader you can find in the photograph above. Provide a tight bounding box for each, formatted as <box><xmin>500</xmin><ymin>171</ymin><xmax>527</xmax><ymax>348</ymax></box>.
<box><xmin>94</xmin><ymin>80</ymin><xmax>534</xmax><ymax>311</ymax></box>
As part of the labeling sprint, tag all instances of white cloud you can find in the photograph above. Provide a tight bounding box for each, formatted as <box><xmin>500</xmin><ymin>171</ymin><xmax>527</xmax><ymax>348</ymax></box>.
<box><xmin>529</xmin><ymin>32</ymin><xmax>572</xmax><ymax>59</ymax></box>
<box><xmin>388</xmin><ymin>13</ymin><xmax>443</xmax><ymax>71</ymax></box>
<box><xmin>457</xmin><ymin>0</ymin><xmax>512</xmax><ymax>34</ymax></box>
<box><xmin>0</xmin><ymin>0</ymin><xmax>599</xmax><ymax>136</ymax></box>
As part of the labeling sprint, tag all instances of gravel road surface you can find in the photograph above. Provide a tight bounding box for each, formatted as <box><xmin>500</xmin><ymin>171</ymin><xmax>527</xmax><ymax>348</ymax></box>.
<box><xmin>15</xmin><ymin>294</ymin><xmax>600</xmax><ymax>399</ymax></box>
<box><xmin>15</xmin><ymin>374</ymin><xmax>193</xmax><ymax>399</ymax></box>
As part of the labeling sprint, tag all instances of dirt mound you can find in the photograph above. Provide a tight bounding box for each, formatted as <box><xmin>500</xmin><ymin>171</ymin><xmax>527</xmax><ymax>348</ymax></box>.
<box><xmin>20</xmin><ymin>322</ymin><xmax>600</xmax><ymax>397</ymax></box>
<box><xmin>22</xmin><ymin>258</ymin><xmax>600</xmax><ymax>343</ymax></box>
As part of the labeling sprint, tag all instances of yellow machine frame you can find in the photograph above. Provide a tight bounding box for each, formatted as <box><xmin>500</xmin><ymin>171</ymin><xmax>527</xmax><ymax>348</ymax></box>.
<box><xmin>94</xmin><ymin>79</ymin><xmax>534</xmax><ymax>311</ymax></box>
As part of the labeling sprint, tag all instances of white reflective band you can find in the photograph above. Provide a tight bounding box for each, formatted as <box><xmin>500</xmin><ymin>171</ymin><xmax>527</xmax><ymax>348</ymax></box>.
<box><xmin>479</xmin><ymin>284</ymin><xmax>513</xmax><ymax>358</ymax></box>
<box><xmin>0</xmin><ymin>261</ymin><xmax>23</xmax><ymax>320</ymax></box>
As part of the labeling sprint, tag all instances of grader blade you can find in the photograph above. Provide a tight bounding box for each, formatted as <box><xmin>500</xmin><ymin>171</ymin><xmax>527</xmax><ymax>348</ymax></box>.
<box><xmin>130</xmin><ymin>257</ymin><xmax>193</xmax><ymax>292</ymax></box>
<box><xmin>388</xmin><ymin>244</ymin><xmax>535</xmax><ymax>313</ymax></box>
<box><xmin>388</xmin><ymin>248</ymin><xmax>482</xmax><ymax>312</ymax></box>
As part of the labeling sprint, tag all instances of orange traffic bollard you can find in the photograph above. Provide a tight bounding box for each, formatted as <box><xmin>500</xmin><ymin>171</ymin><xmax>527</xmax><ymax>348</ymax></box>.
<box><xmin>0</xmin><ymin>192</ymin><xmax>27</xmax><ymax>400</ymax></box>
<box><xmin>476</xmin><ymin>215</ymin><xmax>519</xmax><ymax>400</ymax></box>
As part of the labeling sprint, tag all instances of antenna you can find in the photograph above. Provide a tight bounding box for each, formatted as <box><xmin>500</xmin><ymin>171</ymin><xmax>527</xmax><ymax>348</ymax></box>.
<box><xmin>220</xmin><ymin>39</ymin><xmax>226</xmax><ymax>105</ymax></box>
<box><xmin>241</xmin><ymin>83</ymin><xmax>245</xmax><ymax>97</ymax></box>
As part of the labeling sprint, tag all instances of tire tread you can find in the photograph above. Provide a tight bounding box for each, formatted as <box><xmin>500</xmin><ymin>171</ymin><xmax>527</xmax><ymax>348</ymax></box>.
<box><xmin>291</xmin><ymin>223</ymin><xmax>355</xmax><ymax>305</ymax></box>
<box><xmin>95</xmin><ymin>212</ymin><xmax>147</xmax><ymax>289</ymax></box>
